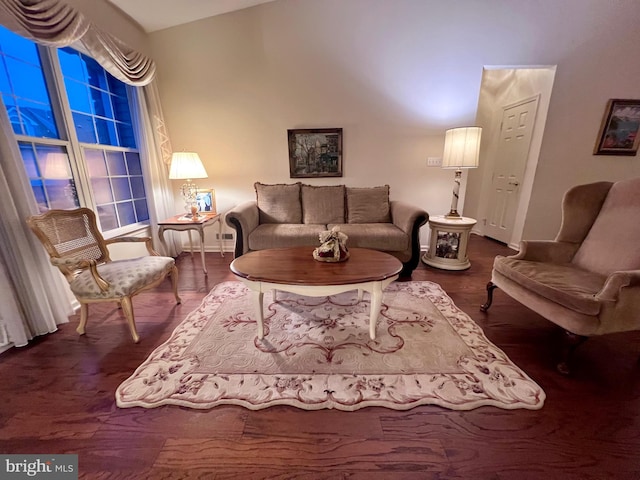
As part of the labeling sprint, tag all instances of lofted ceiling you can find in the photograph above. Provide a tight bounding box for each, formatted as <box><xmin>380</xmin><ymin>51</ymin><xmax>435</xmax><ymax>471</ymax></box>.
<box><xmin>106</xmin><ymin>0</ymin><xmax>276</xmax><ymax>33</ymax></box>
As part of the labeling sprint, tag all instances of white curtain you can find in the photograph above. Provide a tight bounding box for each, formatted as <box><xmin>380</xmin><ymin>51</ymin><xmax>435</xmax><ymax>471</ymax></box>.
<box><xmin>132</xmin><ymin>81</ymin><xmax>181</xmax><ymax>256</ymax></box>
<box><xmin>0</xmin><ymin>0</ymin><xmax>177</xmax><ymax>349</ymax></box>
<box><xmin>0</xmin><ymin>100</ymin><xmax>73</xmax><ymax>347</ymax></box>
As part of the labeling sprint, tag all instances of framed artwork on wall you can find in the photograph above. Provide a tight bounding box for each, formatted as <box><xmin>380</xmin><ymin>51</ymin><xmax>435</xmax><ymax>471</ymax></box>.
<box><xmin>594</xmin><ymin>99</ymin><xmax>640</xmax><ymax>156</ymax></box>
<box><xmin>288</xmin><ymin>128</ymin><xmax>343</xmax><ymax>178</ymax></box>
<box><xmin>195</xmin><ymin>189</ymin><xmax>216</xmax><ymax>213</ymax></box>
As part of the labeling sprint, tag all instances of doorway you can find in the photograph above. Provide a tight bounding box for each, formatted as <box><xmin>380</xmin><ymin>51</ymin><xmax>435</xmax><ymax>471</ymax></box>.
<box><xmin>469</xmin><ymin>67</ymin><xmax>556</xmax><ymax>249</ymax></box>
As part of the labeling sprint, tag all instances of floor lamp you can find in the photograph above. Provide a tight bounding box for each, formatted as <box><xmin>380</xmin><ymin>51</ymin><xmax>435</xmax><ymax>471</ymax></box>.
<box><xmin>442</xmin><ymin>127</ymin><xmax>482</xmax><ymax>219</ymax></box>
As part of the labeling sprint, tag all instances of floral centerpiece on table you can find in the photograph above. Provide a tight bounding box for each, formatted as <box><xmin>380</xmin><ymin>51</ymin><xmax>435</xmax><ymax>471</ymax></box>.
<box><xmin>313</xmin><ymin>226</ymin><xmax>349</xmax><ymax>262</ymax></box>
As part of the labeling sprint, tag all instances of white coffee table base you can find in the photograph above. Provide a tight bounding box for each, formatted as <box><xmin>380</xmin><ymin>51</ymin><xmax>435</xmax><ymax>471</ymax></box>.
<box><xmin>237</xmin><ymin>276</ymin><xmax>399</xmax><ymax>340</ymax></box>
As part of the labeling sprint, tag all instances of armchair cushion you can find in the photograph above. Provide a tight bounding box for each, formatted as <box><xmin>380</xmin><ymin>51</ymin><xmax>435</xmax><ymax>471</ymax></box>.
<box><xmin>70</xmin><ymin>256</ymin><xmax>175</xmax><ymax>299</ymax></box>
<box><xmin>494</xmin><ymin>257</ymin><xmax>606</xmax><ymax>315</ymax></box>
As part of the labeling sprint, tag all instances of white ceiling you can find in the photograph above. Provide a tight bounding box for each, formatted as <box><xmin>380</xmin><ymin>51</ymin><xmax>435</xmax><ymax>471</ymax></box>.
<box><xmin>107</xmin><ymin>0</ymin><xmax>276</xmax><ymax>33</ymax></box>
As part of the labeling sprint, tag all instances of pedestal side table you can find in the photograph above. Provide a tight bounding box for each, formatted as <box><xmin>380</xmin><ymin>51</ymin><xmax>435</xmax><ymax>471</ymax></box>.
<box><xmin>158</xmin><ymin>212</ymin><xmax>224</xmax><ymax>275</ymax></box>
<box><xmin>422</xmin><ymin>215</ymin><xmax>477</xmax><ymax>270</ymax></box>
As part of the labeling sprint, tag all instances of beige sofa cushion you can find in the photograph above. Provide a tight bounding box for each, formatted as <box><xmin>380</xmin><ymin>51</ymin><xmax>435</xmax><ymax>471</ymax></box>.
<box><xmin>571</xmin><ymin>177</ymin><xmax>640</xmax><ymax>276</ymax></box>
<box><xmin>346</xmin><ymin>185</ymin><xmax>391</xmax><ymax>223</ymax></box>
<box><xmin>301</xmin><ymin>184</ymin><xmax>345</xmax><ymax>224</ymax></box>
<box><xmin>494</xmin><ymin>256</ymin><xmax>606</xmax><ymax>315</ymax></box>
<box><xmin>248</xmin><ymin>224</ymin><xmax>324</xmax><ymax>250</ymax></box>
<box><xmin>255</xmin><ymin>182</ymin><xmax>301</xmax><ymax>224</ymax></box>
<box><xmin>328</xmin><ymin>223</ymin><xmax>408</xmax><ymax>252</ymax></box>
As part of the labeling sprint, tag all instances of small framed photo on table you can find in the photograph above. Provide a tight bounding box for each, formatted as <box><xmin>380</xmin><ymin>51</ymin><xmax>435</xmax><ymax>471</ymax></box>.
<box><xmin>594</xmin><ymin>99</ymin><xmax>640</xmax><ymax>156</ymax></box>
<box><xmin>195</xmin><ymin>189</ymin><xmax>216</xmax><ymax>213</ymax></box>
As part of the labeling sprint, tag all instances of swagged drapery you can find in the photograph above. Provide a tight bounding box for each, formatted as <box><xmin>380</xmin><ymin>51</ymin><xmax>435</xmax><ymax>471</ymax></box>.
<box><xmin>0</xmin><ymin>0</ymin><xmax>156</xmax><ymax>85</ymax></box>
<box><xmin>0</xmin><ymin>0</ymin><xmax>180</xmax><ymax>349</ymax></box>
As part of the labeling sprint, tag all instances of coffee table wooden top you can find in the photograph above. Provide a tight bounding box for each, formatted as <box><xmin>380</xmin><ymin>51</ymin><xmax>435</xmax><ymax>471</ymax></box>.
<box><xmin>230</xmin><ymin>247</ymin><xmax>402</xmax><ymax>286</ymax></box>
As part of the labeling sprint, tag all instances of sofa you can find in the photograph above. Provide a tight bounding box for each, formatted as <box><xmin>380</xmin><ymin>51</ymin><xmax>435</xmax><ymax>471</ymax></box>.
<box><xmin>225</xmin><ymin>182</ymin><xmax>429</xmax><ymax>276</ymax></box>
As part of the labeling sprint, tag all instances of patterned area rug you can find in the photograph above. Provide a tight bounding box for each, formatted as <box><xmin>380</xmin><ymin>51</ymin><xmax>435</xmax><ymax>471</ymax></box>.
<box><xmin>116</xmin><ymin>281</ymin><xmax>545</xmax><ymax>411</ymax></box>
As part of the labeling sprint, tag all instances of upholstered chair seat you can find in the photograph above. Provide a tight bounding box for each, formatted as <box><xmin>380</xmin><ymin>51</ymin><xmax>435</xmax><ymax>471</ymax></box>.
<box><xmin>481</xmin><ymin>177</ymin><xmax>640</xmax><ymax>374</ymax></box>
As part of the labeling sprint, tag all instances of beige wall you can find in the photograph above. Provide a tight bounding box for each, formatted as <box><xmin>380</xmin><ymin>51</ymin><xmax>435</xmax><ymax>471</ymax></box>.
<box><xmin>148</xmin><ymin>0</ymin><xmax>640</xmax><ymax>249</ymax></box>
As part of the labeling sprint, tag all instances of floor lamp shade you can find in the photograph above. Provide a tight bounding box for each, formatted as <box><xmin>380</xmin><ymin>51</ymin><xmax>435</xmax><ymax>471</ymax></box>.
<box><xmin>442</xmin><ymin>127</ymin><xmax>482</xmax><ymax>218</ymax></box>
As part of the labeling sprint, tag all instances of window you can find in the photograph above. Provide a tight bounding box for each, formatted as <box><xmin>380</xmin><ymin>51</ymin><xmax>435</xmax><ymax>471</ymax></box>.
<box><xmin>0</xmin><ymin>26</ymin><xmax>149</xmax><ymax>233</ymax></box>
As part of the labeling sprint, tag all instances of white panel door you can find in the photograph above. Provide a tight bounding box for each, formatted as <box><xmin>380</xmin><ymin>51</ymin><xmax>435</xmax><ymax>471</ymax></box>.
<box><xmin>485</xmin><ymin>97</ymin><xmax>539</xmax><ymax>244</ymax></box>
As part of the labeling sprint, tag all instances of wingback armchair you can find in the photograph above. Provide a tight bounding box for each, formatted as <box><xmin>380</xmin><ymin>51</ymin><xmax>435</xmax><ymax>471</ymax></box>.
<box><xmin>481</xmin><ymin>177</ymin><xmax>640</xmax><ymax>374</ymax></box>
<box><xmin>27</xmin><ymin>208</ymin><xmax>181</xmax><ymax>343</ymax></box>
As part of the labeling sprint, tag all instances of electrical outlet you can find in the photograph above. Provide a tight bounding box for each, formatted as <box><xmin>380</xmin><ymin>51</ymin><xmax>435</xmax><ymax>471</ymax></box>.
<box><xmin>427</xmin><ymin>157</ymin><xmax>442</xmax><ymax>167</ymax></box>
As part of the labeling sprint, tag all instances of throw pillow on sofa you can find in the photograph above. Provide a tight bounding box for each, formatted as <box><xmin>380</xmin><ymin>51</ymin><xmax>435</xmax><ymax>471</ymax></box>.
<box><xmin>255</xmin><ymin>182</ymin><xmax>302</xmax><ymax>224</ymax></box>
<box><xmin>346</xmin><ymin>185</ymin><xmax>391</xmax><ymax>223</ymax></box>
<box><xmin>301</xmin><ymin>184</ymin><xmax>346</xmax><ymax>224</ymax></box>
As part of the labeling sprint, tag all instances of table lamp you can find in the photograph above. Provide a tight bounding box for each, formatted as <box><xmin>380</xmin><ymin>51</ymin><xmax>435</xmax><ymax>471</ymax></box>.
<box><xmin>441</xmin><ymin>126</ymin><xmax>482</xmax><ymax>219</ymax></box>
<box><xmin>169</xmin><ymin>151</ymin><xmax>208</xmax><ymax>217</ymax></box>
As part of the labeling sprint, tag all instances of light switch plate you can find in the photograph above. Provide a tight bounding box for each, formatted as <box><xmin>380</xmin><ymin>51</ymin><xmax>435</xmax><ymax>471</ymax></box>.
<box><xmin>427</xmin><ymin>157</ymin><xmax>442</xmax><ymax>167</ymax></box>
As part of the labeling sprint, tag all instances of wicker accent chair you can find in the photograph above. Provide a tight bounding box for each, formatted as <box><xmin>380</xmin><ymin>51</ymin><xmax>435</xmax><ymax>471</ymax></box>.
<box><xmin>481</xmin><ymin>178</ymin><xmax>640</xmax><ymax>374</ymax></box>
<box><xmin>27</xmin><ymin>208</ymin><xmax>181</xmax><ymax>343</ymax></box>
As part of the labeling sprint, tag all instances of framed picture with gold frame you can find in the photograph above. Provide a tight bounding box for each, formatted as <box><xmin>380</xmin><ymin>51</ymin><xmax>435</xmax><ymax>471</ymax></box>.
<box><xmin>195</xmin><ymin>189</ymin><xmax>216</xmax><ymax>213</ymax></box>
<box><xmin>594</xmin><ymin>99</ymin><xmax>640</xmax><ymax>156</ymax></box>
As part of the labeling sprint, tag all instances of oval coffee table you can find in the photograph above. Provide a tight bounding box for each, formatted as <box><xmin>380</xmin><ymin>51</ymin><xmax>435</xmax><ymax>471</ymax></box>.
<box><xmin>230</xmin><ymin>247</ymin><xmax>402</xmax><ymax>340</ymax></box>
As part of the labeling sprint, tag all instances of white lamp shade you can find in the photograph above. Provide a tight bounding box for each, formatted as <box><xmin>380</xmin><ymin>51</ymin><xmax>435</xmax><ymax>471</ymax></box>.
<box><xmin>442</xmin><ymin>127</ymin><xmax>482</xmax><ymax>169</ymax></box>
<box><xmin>169</xmin><ymin>152</ymin><xmax>208</xmax><ymax>180</ymax></box>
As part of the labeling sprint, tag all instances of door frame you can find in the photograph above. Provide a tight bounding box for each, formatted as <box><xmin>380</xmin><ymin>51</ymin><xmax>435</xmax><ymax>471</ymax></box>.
<box><xmin>472</xmin><ymin>66</ymin><xmax>556</xmax><ymax>250</ymax></box>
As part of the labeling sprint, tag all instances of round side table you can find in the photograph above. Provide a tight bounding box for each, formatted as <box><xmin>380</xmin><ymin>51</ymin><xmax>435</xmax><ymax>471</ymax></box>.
<box><xmin>422</xmin><ymin>215</ymin><xmax>477</xmax><ymax>270</ymax></box>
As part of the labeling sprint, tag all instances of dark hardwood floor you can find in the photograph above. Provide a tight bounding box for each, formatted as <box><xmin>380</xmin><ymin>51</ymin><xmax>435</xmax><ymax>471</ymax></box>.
<box><xmin>1</xmin><ymin>235</ymin><xmax>639</xmax><ymax>479</ymax></box>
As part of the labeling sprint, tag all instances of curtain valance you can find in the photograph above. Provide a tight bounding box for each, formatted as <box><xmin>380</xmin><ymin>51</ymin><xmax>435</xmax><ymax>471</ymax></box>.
<box><xmin>0</xmin><ymin>0</ymin><xmax>155</xmax><ymax>86</ymax></box>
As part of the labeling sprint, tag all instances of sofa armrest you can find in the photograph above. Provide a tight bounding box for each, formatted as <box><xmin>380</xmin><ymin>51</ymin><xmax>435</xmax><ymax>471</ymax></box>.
<box><xmin>511</xmin><ymin>240</ymin><xmax>579</xmax><ymax>263</ymax></box>
<box><xmin>597</xmin><ymin>270</ymin><xmax>640</xmax><ymax>302</ymax></box>
<box><xmin>390</xmin><ymin>200</ymin><xmax>428</xmax><ymax>234</ymax></box>
<box><xmin>390</xmin><ymin>200</ymin><xmax>429</xmax><ymax>276</ymax></box>
<box><xmin>225</xmin><ymin>201</ymin><xmax>259</xmax><ymax>257</ymax></box>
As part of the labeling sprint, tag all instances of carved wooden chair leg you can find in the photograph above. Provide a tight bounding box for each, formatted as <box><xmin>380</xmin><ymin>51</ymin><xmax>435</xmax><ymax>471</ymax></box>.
<box><xmin>76</xmin><ymin>303</ymin><xmax>89</xmax><ymax>335</ymax></box>
<box><xmin>480</xmin><ymin>281</ymin><xmax>498</xmax><ymax>312</ymax></box>
<box><xmin>120</xmin><ymin>296</ymin><xmax>140</xmax><ymax>343</ymax></box>
<box><xmin>557</xmin><ymin>330</ymin><xmax>588</xmax><ymax>375</ymax></box>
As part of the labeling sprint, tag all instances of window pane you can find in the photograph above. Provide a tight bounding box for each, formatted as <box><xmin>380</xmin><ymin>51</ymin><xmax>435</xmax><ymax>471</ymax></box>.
<box><xmin>0</xmin><ymin>28</ymin><xmax>39</xmax><ymax>65</ymax></box>
<box><xmin>0</xmin><ymin>30</ymin><xmax>59</xmax><ymax>139</ymax></box>
<box><xmin>19</xmin><ymin>142</ymin><xmax>38</xmax><ymax>178</ymax></box>
<box><xmin>2</xmin><ymin>94</ymin><xmax>22</xmax><ymax>134</ymax></box>
<box><xmin>58</xmin><ymin>48</ymin><xmax>86</xmax><ymax>81</ymax></box>
<box><xmin>6</xmin><ymin>58</ymin><xmax>49</xmax><ymax>103</ymax></box>
<box><xmin>134</xmin><ymin>199</ymin><xmax>149</xmax><ymax>222</ymax></box>
<box><xmin>46</xmin><ymin>179</ymin><xmax>77</xmax><ymax>209</ymax></box>
<box><xmin>89</xmin><ymin>87</ymin><xmax>113</xmax><ymax>118</ymax></box>
<box><xmin>95</xmin><ymin>117</ymin><xmax>117</xmax><ymax>146</ymax></box>
<box><xmin>106</xmin><ymin>151</ymin><xmax>126</xmax><ymax>175</ymax></box>
<box><xmin>18</xmin><ymin>98</ymin><xmax>57</xmax><ymax>137</ymax></box>
<box><xmin>130</xmin><ymin>176</ymin><xmax>145</xmax><ymax>198</ymax></box>
<box><xmin>73</xmin><ymin>112</ymin><xmax>96</xmax><ymax>143</ymax></box>
<box><xmin>116</xmin><ymin>122</ymin><xmax>136</xmax><ymax>148</ymax></box>
<box><xmin>37</xmin><ymin>146</ymin><xmax>71</xmax><ymax>180</ymax></box>
<box><xmin>91</xmin><ymin>177</ymin><xmax>114</xmax><ymax>204</ymax></box>
<box><xmin>85</xmin><ymin>149</ymin><xmax>107</xmax><ymax>176</ymax></box>
<box><xmin>84</xmin><ymin>56</ymin><xmax>108</xmax><ymax>90</ymax></box>
<box><xmin>97</xmin><ymin>204</ymin><xmax>118</xmax><ymax>231</ymax></box>
<box><xmin>112</xmin><ymin>177</ymin><xmax>131</xmax><ymax>201</ymax></box>
<box><xmin>125</xmin><ymin>152</ymin><xmax>142</xmax><ymax>175</ymax></box>
<box><xmin>64</xmin><ymin>77</ymin><xmax>91</xmax><ymax>113</ymax></box>
<box><xmin>116</xmin><ymin>201</ymin><xmax>136</xmax><ymax>226</ymax></box>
